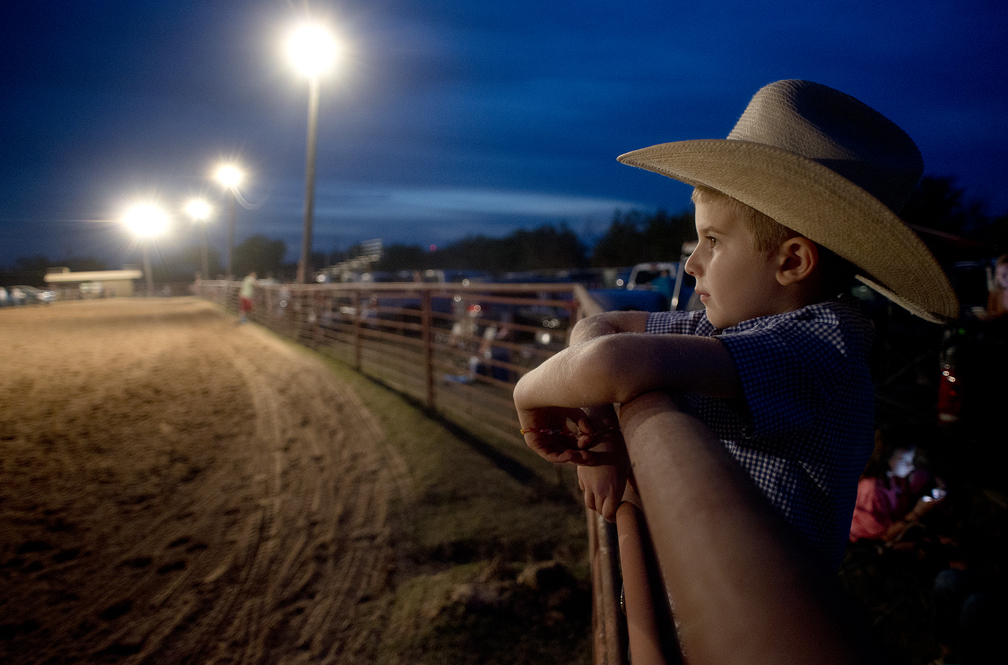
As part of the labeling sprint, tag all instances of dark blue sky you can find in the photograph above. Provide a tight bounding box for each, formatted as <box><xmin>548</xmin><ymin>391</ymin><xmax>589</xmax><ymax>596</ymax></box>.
<box><xmin>2</xmin><ymin>0</ymin><xmax>1006</xmax><ymax>267</ymax></box>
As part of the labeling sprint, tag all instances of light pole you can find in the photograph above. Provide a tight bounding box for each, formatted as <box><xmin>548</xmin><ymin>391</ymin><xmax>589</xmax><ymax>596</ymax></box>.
<box><xmin>214</xmin><ymin>164</ymin><xmax>243</xmax><ymax>279</ymax></box>
<box><xmin>184</xmin><ymin>198</ymin><xmax>213</xmax><ymax>279</ymax></box>
<box><xmin>123</xmin><ymin>203</ymin><xmax>169</xmax><ymax>295</ymax></box>
<box><xmin>285</xmin><ymin>22</ymin><xmax>339</xmax><ymax>284</ymax></box>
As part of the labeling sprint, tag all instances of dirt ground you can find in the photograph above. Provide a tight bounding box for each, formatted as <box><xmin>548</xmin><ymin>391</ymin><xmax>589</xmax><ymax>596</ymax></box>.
<box><xmin>0</xmin><ymin>298</ymin><xmax>419</xmax><ymax>664</ymax></box>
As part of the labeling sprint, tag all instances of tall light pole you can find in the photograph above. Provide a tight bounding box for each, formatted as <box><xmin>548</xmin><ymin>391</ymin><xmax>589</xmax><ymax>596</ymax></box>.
<box><xmin>285</xmin><ymin>22</ymin><xmax>339</xmax><ymax>284</ymax></box>
<box><xmin>185</xmin><ymin>198</ymin><xmax>213</xmax><ymax>279</ymax></box>
<box><xmin>123</xmin><ymin>203</ymin><xmax>169</xmax><ymax>295</ymax></box>
<box><xmin>214</xmin><ymin>164</ymin><xmax>243</xmax><ymax>279</ymax></box>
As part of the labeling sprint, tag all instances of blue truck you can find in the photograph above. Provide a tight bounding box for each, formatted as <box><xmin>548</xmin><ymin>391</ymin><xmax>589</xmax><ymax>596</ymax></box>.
<box><xmin>587</xmin><ymin>242</ymin><xmax>699</xmax><ymax>313</ymax></box>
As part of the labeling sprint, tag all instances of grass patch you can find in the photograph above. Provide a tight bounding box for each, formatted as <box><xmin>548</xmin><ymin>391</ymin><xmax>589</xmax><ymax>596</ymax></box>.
<box><xmin>285</xmin><ymin>338</ymin><xmax>592</xmax><ymax>664</ymax></box>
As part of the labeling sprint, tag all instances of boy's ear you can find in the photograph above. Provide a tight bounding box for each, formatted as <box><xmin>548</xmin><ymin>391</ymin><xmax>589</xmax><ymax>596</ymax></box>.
<box><xmin>775</xmin><ymin>237</ymin><xmax>819</xmax><ymax>286</ymax></box>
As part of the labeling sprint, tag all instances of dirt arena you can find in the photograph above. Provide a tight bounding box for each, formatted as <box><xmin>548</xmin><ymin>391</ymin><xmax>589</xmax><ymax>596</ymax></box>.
<box><xmin>0</xmin><ymin>298</ymin><xmax>420</xmax><ymax>663</ymax></box>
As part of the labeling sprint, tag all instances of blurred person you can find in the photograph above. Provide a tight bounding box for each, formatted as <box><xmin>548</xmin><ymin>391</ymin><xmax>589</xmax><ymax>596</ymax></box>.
<box><xmin>239</xmin><ymin>271</ymin><xmax>256</xmax><ymax>323</ymax></box>
<box><xmin>984</xmin><ymin>254</ymin><xmax>1008</xmax><ymax>318</ymax></box>
<box><xmin>470</xmin><ymin>314</ymin><xmax>513</xmax><ymax>382</ymax></box>
<box><xmin>849</xmin><ymin>427</ymin><xmax>946</xmax><ymax>544</ymax></box>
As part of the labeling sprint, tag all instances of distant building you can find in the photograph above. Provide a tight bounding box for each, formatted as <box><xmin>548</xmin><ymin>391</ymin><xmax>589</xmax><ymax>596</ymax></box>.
<box><xmin>44</xmin><ymin>267</ymin><xmax>144</xmax><ymax>299</ymax></box>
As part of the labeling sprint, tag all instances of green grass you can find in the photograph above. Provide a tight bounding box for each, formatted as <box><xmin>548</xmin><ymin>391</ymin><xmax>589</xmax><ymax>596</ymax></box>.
<box><xmin>287</xmin><ymin>337</ymin><xmax>592</xmax><ymax>664</ymax></box>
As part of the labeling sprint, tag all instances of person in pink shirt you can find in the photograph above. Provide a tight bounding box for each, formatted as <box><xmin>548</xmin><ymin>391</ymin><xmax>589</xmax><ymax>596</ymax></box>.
<box><xmin>849</xmin><ymin>428</ymin><xmax>946</xmax><ymax>543</ymax></box>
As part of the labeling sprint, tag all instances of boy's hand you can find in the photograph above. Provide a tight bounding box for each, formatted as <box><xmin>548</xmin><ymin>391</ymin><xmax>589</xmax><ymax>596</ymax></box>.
<box><xmin>518</xmin><ymin>405</ymin><xmax>590</xmax><ymax>463</ymax></box>
<box><xmin>577</xmin><ymin>434</ymin><xmax>630</xmax><ymax>522</ymax></box>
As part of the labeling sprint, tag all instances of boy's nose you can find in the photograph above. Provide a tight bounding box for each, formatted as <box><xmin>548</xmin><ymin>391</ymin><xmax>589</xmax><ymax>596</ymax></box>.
<box><xmin>684</xmin><ymin>249</ymin><xmax>701</xmax><ymax>277</ymax></box>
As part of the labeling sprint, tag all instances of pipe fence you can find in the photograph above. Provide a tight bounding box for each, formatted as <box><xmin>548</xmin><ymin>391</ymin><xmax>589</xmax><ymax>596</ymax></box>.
<box><xmin>197</xmin><ymin>279</ymin><xmax>591</xmax><ymax>446</ymax></box>
<box><xmin>197</xmin><ymin>278</ymin><xmax>668</xmax><ymax>665</ymax></box>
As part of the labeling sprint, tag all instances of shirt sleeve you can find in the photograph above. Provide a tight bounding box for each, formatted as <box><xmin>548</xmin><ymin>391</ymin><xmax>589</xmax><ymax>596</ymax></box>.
<box><xmin>645</xmin><ymin>309</ymin><xmax>708</xmax><ymax>335</ymax></box>
<box><xmin>716</xmin><ymin>308</ymin><xmax>852</xmax><ymax>439</ymax></box>
<box><xmin>850</xmin><ymin>477</ymin><xmax>892</xmax><ymax>541</ymax></box>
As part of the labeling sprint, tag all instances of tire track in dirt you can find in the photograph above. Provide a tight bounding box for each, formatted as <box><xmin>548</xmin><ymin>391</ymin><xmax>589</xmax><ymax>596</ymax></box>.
<box><xmin>0</xmin><ymin>299</ymin><xmax>413</xmax><ymax>664</ymax></box>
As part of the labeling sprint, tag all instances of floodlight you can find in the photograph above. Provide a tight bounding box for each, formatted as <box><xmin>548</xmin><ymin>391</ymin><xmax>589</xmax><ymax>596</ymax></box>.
<box><xmin>185</xmin><ymin>199</ymin><xmax>213</xmax><ymax>222</ymax></box>
<box><xmin>285</xmin><ymin>23</ymin><xmax>339</xmax><ymax>78</ymax></box>
<box><xmin>215</xmin><ymin>164</ymin><xmax>244</xmax><ymax>189</ymax></box>
<box><xmin>123</xmin><ymin>203</ymin><xmax>169</xmax><ymax>239</ymax></box>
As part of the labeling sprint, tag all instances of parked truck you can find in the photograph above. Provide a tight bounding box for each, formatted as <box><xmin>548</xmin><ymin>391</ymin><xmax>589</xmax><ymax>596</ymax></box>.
<box><xmin>587</xmin><ymin>241</ymin><xmax>698</xmax><ymax>313</ymax></box>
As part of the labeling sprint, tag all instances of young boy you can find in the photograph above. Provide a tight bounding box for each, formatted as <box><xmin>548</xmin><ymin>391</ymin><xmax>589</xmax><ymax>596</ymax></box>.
<box><xmin>513</xmin><ymin>80</ymin><xmax>959</xmax><ymax>570</ymax></box>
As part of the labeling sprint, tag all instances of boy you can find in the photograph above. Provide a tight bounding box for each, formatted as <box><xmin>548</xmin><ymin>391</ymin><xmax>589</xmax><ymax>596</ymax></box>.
<box><xmin>513</xmin><ymin>80</ymin><xmax>958</xmax><ymax>570</ymax></box>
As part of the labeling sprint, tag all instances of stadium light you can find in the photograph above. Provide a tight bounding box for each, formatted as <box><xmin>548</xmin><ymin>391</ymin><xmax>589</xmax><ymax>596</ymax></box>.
<box><xmin>185</xmin><ymin>199</ymin><xmax>213</xmax><ymax>279</ymax></box>
<box><xmin>214</xmin><ymin>165</ymin><xmax>243</xmax><ymax>189</ymax></box>
<box><xmin>122</xmin><ymin>203</ymin><xmax>169</xmax><ymax>294</ymax></box>
<box><xmin>284</xmin><ymin>20</ymin><xmax>341</xmax><ymax>283</ymax></box>
<box><xmin>214</xmin><ymin>163</ymin><xmax>244</xmax><ymax>279</ymax></box>
<box><xmin>185</xmin><ymin>198</ymin><xmax>212</xmax><ymax>221</ymax></box>
<box><xmin>285</xmin><ymin>22</ymin><xmax>340</xmax><ymax>78</ymax></box>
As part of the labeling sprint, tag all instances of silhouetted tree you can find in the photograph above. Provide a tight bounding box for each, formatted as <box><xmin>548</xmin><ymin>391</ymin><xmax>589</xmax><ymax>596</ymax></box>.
<box><xmin>1</xmin><ymin>255</ymin><xmax>52</xmax><ymax>286</ymax></box>
<box><xmin>432</xmin><ymin>224</ymin><xmax>587</xmax><ymax>272</ymax></box>
<box><xmin>986</xmin><ymin>213</ymin><xmax>1008</xmax><ymax>254</ymax></box>
<box><xmin>902</xmin><ymin>176</ymin><xmax>989</xmax><ymax>239</ymax></box>
<box><xmin>376</xmin><ymin>244</ymin><xmax>429</xmax><ymax>271</ymax></box>
<box><xmin>591</xmin><ymin>209</ymin><xmax>696</xmax><ymax>266</ymax></box>
<box><xmin>62</xmin><ymin>256</ymin><xmax>109</xmax><ymax>272</ymax></box>
<box><xmin>151</xmin><ymin>246</ymin><xmax>223</xmax><ymax>282</ymax></box>
<box><xmin>232</xmin><ymin>235</ymin><xmax>286</xmax><ymax>276</ymax></box>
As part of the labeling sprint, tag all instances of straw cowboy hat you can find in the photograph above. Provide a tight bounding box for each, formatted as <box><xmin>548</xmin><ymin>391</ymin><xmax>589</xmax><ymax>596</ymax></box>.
<box><xmin>618</xmin><ymin>79</ymin><xmax>958</xmax><ymax>322</ymax></box>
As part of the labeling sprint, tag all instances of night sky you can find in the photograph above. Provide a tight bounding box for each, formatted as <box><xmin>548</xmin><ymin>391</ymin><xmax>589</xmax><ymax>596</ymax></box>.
<box><xmin>2</xmin><ymin>1</ymin><xmax>1006</xmax><ymax>268</ymax></box>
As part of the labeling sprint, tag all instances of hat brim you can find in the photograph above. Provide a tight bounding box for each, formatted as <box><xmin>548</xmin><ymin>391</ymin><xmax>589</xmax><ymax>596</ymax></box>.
<box><xmin>618</xmin><ymin>139</ymin><xmax>959</xmax><ymax>322</ymax></box>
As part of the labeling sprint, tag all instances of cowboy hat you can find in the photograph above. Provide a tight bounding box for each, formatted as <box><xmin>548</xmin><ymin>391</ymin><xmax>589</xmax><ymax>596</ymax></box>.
<box><xmin>617</xmin><ymin>79</ymin><xmax>958</xmax><ymax>322</ymax></box>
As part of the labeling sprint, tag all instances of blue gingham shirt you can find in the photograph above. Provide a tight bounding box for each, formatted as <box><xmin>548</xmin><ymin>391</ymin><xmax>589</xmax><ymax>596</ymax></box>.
<box><xmin>646</xmin><ymin>299</ymin><xmax>875</xmax><ymax>570</ymax></box>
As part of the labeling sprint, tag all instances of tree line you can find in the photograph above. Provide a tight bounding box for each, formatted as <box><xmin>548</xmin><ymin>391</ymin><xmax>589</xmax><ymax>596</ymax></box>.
<box><xmin>3</xmin><ymin>176</ymin><xmax>1005</xmax><ymax>287</ymax></box>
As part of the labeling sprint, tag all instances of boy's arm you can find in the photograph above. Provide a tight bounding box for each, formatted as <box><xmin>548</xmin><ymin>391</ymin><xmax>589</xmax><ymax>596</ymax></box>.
<box><xmin>517</xmin><ymin>332</ymin><xmax>742</xmax><ymax>408</ymax></box>
<box><xmin>618</xmin><ymin>391</ymin><xmax>866</xmax><ymax>665</ymax></box>
<box><xmin>569</xmin><ymin>310</ymin><xmax>650</xmax><ymax>344</ymax></box>
<box><xmin>514</xmin><ymin>332</ymin><xmax>741</xmax><ymax>462</ymax></box>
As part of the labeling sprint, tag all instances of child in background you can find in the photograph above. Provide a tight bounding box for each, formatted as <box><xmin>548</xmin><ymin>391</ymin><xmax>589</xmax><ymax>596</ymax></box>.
<box><xmin>849</xmin><ymin>427</ymin><xmax>946</xmax><ymax>543</ymax></box>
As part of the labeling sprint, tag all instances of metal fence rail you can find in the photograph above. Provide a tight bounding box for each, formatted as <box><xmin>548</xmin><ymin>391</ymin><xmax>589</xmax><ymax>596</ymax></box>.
<box><xmin>197</xmin><ymin>279</ymin><xmax>580</xmax><ymax>445</ymax></box>
<box><xmin>196</xmin><ymin>278</ymin><xmax>633</xmax><ymax>665</ymax></box>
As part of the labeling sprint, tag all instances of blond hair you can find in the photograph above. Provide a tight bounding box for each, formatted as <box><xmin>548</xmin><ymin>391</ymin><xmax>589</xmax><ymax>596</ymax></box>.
<box><xmin>691</xmin><ymin>185</ymin><xmax>794</xmax><ymax>254</ymax></box>
<box><xmin>691</xmin><ymin>185</ymin><xmax>858</xmax><ymax>297</ymax></box>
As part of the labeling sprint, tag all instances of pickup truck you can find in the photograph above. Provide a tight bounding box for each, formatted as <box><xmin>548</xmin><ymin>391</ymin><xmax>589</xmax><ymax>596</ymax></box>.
<box><xmin>588</xmin><ymin>242</ymin><xmax>698</xmax><ymax>313</ymax></box>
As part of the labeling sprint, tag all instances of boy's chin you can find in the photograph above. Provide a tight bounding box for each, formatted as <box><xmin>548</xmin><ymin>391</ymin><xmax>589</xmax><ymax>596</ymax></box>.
<box><xmin>704</xmin><ymin>308</ymin><xmax>733</xmax><ymax>329</ymax></box>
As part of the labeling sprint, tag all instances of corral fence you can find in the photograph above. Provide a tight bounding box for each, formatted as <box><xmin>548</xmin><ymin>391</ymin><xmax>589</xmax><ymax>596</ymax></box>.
<box><xmin>196</xmin><ymin>279</ymin><xmax>596</xmax><ymax>446</ymax></box>
<box><xmin>196</xmin><ymin>278</ymin><xmax>646</xmax><ymax>665</ymax></box>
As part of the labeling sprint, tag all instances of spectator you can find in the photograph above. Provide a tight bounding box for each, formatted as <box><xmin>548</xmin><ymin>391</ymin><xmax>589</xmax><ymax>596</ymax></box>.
<box><xmin>239</xmin><ymin>271</ymin><xmax>257</xmax><ymax>323</ymax></box>
<box><xmin>984</xmin><ymin>254</ymin><xmax>1008</xmax><ymax>318</ymax></box>
<box><xmin>849</xmin><ymin>428</ymin><xmax>945</xmax><ymax>544</ymax></box>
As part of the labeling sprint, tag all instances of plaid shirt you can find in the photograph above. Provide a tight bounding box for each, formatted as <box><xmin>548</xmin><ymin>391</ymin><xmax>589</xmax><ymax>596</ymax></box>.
<box><xmin>646</xmin><ymin>299</ymin><xmax>875</xmax><ymax>570</ymax></box>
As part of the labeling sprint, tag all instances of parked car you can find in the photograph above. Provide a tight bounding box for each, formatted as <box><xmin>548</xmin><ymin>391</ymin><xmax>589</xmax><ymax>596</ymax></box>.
<box><xmin>12</xmin><ymin>285</ymin><xmax>56</xmax><ymax>304</ymax></box>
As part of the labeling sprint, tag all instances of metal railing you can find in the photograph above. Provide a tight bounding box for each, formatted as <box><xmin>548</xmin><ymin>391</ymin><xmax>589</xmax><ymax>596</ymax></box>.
<box><xmin>196</xmin><ymin>278</ymin><xmax>665</xmax><ymax>665</ymax></box>
<box><xmin>197</xmin><ymin>279</ymin><xmax>589</xmax><ymax>445</ymax></box>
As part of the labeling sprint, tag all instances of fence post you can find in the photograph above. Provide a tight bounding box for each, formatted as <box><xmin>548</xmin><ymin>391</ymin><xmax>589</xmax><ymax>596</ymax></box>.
<box><xmin>312</xmin><ymin>291</ymin><xmax>322</xmax><ymax>348</ymax></box>
<box><xmin>589</xmin><ymin>510</ymin><xmax>627</xmax><ymax>665</ymax></box>
<box><xmin>422</xmin><ymin>288</ymin><xmax>435</xmax><ymax>410</ymax></box>
<box><xmin>353</xmin><ymin>290</ymin><xmax>362</xmax><ymax>371</ymax></box>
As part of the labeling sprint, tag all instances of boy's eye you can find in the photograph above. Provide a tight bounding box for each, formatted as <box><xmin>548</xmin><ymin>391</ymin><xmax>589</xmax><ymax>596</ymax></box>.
<box><xmin>706</xmin><ymin>236</ymin><xmax>717</xmax><ymax>247</ymax></box>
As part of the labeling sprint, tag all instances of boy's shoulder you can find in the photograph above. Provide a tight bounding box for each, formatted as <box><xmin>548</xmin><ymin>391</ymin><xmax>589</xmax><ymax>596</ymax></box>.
<box><xmin>720</xmin><ymin>298</ymin><xmax>875</xmax><ymax>376</ymax></box>
<box><xmin>730</xmin><ymin>297</ymin><xmax>871</xmax><ymax>334</ymax></box>
<box><xmin>646</xmin><ymin>297</ymin><xmax>873</xmax><ymax>345</ymax></box>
